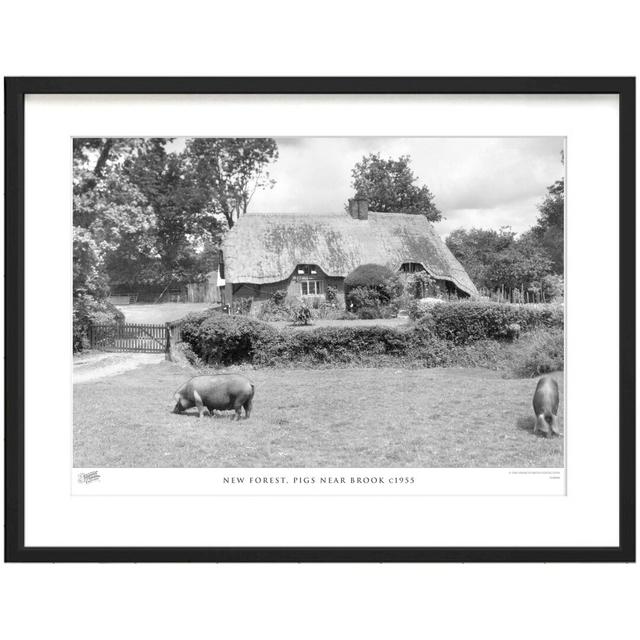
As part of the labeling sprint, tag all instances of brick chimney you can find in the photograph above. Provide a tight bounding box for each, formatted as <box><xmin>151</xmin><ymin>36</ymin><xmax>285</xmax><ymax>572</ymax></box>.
<box><xmin>348</xmin><ymin>196</ymin><xmax>369</xmax><ymax>220</ymax></box>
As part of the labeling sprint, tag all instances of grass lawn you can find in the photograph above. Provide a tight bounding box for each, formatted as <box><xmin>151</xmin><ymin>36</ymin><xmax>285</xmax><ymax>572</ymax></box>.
<box><xmin>117</xmin><ymin>302</ymin><xmax>213</xmax><ymax>324</ymax></box>
<box><xmin>74</xmin><ymin>361</ymin><xmax>564</xmax><ymax>468</ymax></box>
<box><xmin>267</xmin><ymin>317</ymin><xmax>410</xmax><ymax>331</ymax></box>
<box><xmin>115</xmin><ymin>302</ymin><xmax>412</xmax><ymax>330</ymax></box>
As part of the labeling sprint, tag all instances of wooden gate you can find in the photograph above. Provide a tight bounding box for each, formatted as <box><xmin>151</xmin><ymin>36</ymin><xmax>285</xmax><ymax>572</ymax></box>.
<box><xmin>89</xmin><ymin>323</ymin><xmax>168</xmax><ymax>354</ymax></box>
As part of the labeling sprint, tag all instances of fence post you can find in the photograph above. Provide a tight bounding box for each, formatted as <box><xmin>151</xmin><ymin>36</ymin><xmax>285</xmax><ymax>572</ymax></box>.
<box><xmin>165</xmin><ymin>323</ymin><xmax>172</xmax><ymax>360</ymax></box>
<box><xmin>165</xmin><ymin>321</ymin><xmax>185</xmax><ymax>361</ymax></box>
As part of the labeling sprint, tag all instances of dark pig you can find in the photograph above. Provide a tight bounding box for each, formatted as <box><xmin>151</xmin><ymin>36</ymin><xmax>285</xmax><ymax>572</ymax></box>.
<box><xmin>532</xmin><ymin>375</ymin><xmax>560</xmax><ymax>437</ymax></box>
<box><xmin>173</xmin><ymin>374</ymin><xmax>255</xmax><ymax>420</ymax></box>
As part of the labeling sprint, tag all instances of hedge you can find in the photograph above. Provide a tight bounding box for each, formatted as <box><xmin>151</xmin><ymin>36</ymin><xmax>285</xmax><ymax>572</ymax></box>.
<box><xmin>411</xmin><ymin>301</ymin><xmax>563</xmax><ymax>344</ymax></box>
<box><xmin>254</xmin><ymin>325</ymin><xmax>413</xmax><ymax>366</ymax></box>
<box><xmin>180</xmin><ymin>312</ymin><xmax>277</xmax><ymax>366</ymax></box>
<box><xmin>179</xmin><ymin>304</ymin><xmax>564</xmax><ymax>373</ymax></box>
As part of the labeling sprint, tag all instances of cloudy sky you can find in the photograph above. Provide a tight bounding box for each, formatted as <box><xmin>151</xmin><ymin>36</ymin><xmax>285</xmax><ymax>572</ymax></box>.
<box><xmin>245</xmin><ymin>137</ymin><xmax>564</xmax><ymax>238</ymax></box>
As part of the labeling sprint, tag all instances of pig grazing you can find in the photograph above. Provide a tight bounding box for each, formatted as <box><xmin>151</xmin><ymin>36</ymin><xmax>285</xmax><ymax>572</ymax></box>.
<box><xmin>532</xmin><ymin>375</ymin><xmax>560</xmax><ymax>437</ymax></box>
<box><xmin>173</xmin><ymin>374</ymin><xmax>254</xmax><ymax>420</ymax></box>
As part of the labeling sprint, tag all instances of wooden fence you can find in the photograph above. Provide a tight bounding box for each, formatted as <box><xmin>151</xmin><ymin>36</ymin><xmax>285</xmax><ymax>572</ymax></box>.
<box><xmin>107</xmin><ymin>293</ymin><xmax>138</xmax><ymax>305</ymax></box>
<box><xmin>186</xmin><ymin>282</ymin><xmax>220</xmax><ymax>303</ymax></box>
<box><xmin>89</xmin><ymin>323</ymin><xmax>168</xmax><ymax>354</ymax></box>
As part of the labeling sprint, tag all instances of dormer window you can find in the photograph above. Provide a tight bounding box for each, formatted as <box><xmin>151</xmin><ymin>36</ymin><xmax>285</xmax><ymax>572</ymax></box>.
<box><xmin>296</xmin><ymin>264</ymin><xmax>319</xmax><ymax>276</ymax></box>
<box><xmin>400</xmin><ymin>262</ymin><xmax>425</xmax><ymax>274</ymax></box>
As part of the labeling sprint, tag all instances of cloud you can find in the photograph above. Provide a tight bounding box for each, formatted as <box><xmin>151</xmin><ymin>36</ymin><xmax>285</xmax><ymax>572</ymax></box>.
<box><xmin>434</xmin><ymin>195</ymin><xmax>545</xmax><ymax>238</ymax></box>
<box><xmin>169</xmin><ymin>136</ymin><xmax>565</xmax><ymax>235</ymax></box>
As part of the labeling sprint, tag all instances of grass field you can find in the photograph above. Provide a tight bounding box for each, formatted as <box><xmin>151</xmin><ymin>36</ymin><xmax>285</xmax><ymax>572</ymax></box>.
<box><xmin>116</xmin><ymin>302</ymin><xmax>212</xmax><ymax>324</ymax></box>
<box><xmin>117</xmin><ymin>302</ymin><xmax>411</xmax><ymax>330</ymax></box>
<box><xmin>267</xmin><ymin>317</ymin><xmax>410</xmax><ymax>330</ymax></box>
<box><xmin>74</xmin><ymin>361</ymin><xmax>564</xmax><ymax>468</ymax></box>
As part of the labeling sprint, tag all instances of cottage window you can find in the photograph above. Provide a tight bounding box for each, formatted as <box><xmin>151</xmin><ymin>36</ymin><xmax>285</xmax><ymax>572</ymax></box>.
<box><xmin>296</xmin><ymin>264</ymin><xmax>320</xmax><ymax>276</ymax></box>
<box><xmin>400</xmin><ymin>262</ymin><xmax>425</xmax><ymax>274</ymax></box>
<box><xmin>300</xmin><ymin>280</ymin><xmax>322</xmax><ymax>296</ymax></box>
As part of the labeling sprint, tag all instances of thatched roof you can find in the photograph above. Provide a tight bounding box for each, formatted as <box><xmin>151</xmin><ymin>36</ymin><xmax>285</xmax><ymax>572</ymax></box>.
<box><xmin>222</xmin><ymin>211</ymin><xmax>478</xmax><ymax>296</ymax></box>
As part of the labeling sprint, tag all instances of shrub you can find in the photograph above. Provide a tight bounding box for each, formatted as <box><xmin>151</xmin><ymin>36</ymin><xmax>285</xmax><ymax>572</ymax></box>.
<box><xmin>509</xmin><ymin>328</ymin><xmax>564</xmax><ymax>378</ymax></box>
<box><xmin>254</xmin><ymin>325</ymin><xmax>413</xmax><ymax>366</ymax></box>
<box><xmin>312</xmin><ymin>302</ymin><xmax>343</xmax><ymax>320</ymax></box>
<box><xmin>356</xmin><ymin>305</ymin><xmax>397</xmax><ymax>320</ymax></box>
<box><xmin>179</xmin><ymin>305</ymin><xmax>564</xmax><ymax>374</ymax></box>
<box><xmin>231</xmin><ymin>297</ymin><xmax>253</xmax><ymax>315</ymax></box>
<box><xmin>270</xmin><ymin>289</ymin><xmax>288</xmax><ymax>305</ymax></box>
<box><xmin>252</xmin><ymin>324</ymin><xmax>514</xmax><ymax>368</ymax></box>
<box><xmin>344</xmin><ymin>264</ymin><xmax>402</xmax><ymax>309</ymax></box>
<box><xmin>407</xmin><ymin>298</ymin><xmax>445</xmax><ymax>320</ymax></box>
<box><xmin>173</xmin><ymin>341</ymin><xmax>203</xmax><ymax>367</ymax></box>
<box><xmin>356</xmin><ymin>306</ymin><xmax>380</xmax><ymax>320</ymax></box>
<box><xmin>255</xmin><ymin>299</ymin><xmax>291</xmax><ymax>321</ymax></box>
<box><xmin>325</xmin><ymin>285</ymin><xmax>338</xmax><ymax>303</ymax></box>
<box><xmin>412</xmin><ymin>301</ymin><xmax>563</xmax><ymax>344</ymax></box>
<box><xmin>306</xmin><ymin>295</ymin><xmax>324</xmax><ymax>310</ymax></box>
<box><xmin>73</xmin><ymin>295</ymin><xmax>125</xmax><ymax>352</ymax></box>
<box><xmin>180</xmin><ymin>312</ymin><xmax>276</xmax><ymax>365</ymax></box>
<box><xmin>346</xmin><ymin>286</ymin><xmax>381</xmax><ymax>311</ymax></box>
<box><xmin>542</xmin><ymin>274</ymin><xmax>564</xmax><ymax>302</ymax></box>
<box><xmin>291</xmin><ymin>302</ymin><xmax>313</xmax><ymax>325</ymax></box>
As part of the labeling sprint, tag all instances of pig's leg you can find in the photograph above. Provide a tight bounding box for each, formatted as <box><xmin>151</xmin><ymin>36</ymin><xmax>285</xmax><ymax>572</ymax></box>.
<box><xmin>194</xmin><ymin>390</ymin><xmax>205</xmax><ymax>419</ymax></box>
<box><xmin>231</xmin><ymin>395</ymin><xmax>244</xmax><ymax>421</ymax></box>
<box><xmin>243</xmin><ymin>397</ymin><xmax>253</xmax><ymax>419</ymax></box>
<box><xmin>535</xmin><ymin>414</ymin><xmax>548</xmax><ymax>436</ymax></box>
<box><xmin>550</xmin><ymin>414</ymin><xmax>560</xmax><ymax>436</ymax></box>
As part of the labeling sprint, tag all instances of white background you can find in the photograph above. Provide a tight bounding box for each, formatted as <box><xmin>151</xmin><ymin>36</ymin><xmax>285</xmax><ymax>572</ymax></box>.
<box><xmin>1</xmin><ymin>1</ymin><xmax>638</xmax><ymax>639</ymax></box>
<box><xmin>25</xmin><ymin>94</ymin><xmax>607</xmax><ymax>548</ymax></box>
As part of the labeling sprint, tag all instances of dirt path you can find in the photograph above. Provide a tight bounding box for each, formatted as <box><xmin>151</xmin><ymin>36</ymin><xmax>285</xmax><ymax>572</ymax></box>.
<box><xmin>73</xmin><ymin>352</ymin><xmax>163</xmax><ymax>384</ymax></box>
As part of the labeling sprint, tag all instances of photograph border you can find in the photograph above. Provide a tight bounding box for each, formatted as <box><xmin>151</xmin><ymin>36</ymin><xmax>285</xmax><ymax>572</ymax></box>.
<box><xmin>4</xmin><ymin>76</ymin><xmax>635</xmax><ymax>562</ymax></box>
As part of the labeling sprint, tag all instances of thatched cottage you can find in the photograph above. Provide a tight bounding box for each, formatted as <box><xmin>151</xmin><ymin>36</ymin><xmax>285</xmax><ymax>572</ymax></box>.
<box><xmin>219</xmin><ymin>198</ymin><xmax>477</xmax><ymax>304</ymax></box>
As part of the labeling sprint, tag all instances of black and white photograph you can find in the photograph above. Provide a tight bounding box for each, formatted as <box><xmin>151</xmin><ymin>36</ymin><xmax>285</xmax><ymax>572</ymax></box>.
<box><xmin>2</xmin><ymin>3</ymin><xmax>637</xmax><ymax>635</ymax></box>
<box><xmin>73</xmin><ymin>135</ymin><xmax>565</xmax><ymax>471</ymax></box>
<box><xmin>5</xmin><ymin>75</ymin><xmax>634</xmax><ymax>566</ymax></box>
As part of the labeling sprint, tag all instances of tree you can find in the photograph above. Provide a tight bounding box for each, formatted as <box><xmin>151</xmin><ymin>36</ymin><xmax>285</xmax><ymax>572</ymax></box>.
<box><xmin>72</xmin><ymin>137</ymin><xmax>280</xmax><ymax>349</ymax></box>
<box><xmin>485</xmin><ymin>234</ymin><xmax>553</xmax><ymax>293</ymax></box>
<box><xmin>122</xmin><ymin>139</ymin><xmax>224</xmax><ymax>283</ymax></box>
<box><xmin>73</xmin><ymin>226</ymin><xmax>123</xmax><ymax>351</ymax></box>
<box><xmin>446</xmin><ymin>226</ymin><xmax>554</xmax><ymax>298</ymax></box>
<box><xmin>536</xmin><ymin>179</ymin><xmax>564</xmax><ymax>230</ymax></box>
<box><xmin>74</xmin><ymin>138</ymin><xmax>164</xmax><ymax>286</ymax></box>
<box><xmin>446</xmin><ymin>174</ymin><xmax>564</xmax><ymax>297</ymax></box>
<box><xmin>73</xmin><ymin>137</ymin><xmax>234</xmax><ymax>287</ymax></box>
<box><xmin>348</xmin><ymin>153</ymin><xmax>441</xmax><ymax>221</ymax></box>
<box><xmin>183</xmin><ymin>138</ymin><xmax>278</xmax><ymax>228</ymax></box>
<box><xmin>531</xmin><ymin>178</ymin><xmax>564</xmax><ymax>273</ymax></box>
<box><xmin>446</xmin><ymin>227</ymin><xmax>517</xmax><ymax>289</ymax></box>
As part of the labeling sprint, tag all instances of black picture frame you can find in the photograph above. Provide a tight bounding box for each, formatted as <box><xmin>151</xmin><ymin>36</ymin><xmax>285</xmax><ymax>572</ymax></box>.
<box><xmin>4</xmin><ymin>77</ymin><xmax>635</xmax><ymax>563</ymax></box>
